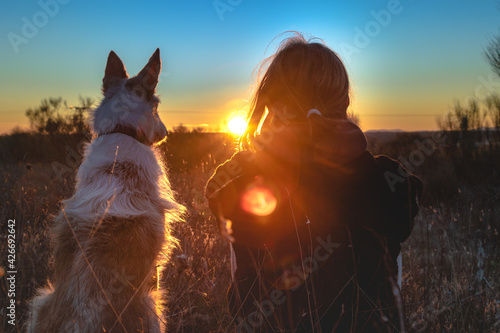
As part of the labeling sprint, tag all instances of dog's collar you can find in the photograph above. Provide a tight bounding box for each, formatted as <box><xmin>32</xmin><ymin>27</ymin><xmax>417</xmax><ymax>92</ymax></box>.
<box><xmin>98</xmin><ymin>126</ymin><xmax>152</xmax><ymax>146</ymax></box>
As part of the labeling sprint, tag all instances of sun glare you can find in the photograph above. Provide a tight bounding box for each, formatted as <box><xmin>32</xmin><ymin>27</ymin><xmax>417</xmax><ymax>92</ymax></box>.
<box><xmin>227</xmin><ymin>114</ymin><xmax>247</xmax><ymax>135</ymax></box>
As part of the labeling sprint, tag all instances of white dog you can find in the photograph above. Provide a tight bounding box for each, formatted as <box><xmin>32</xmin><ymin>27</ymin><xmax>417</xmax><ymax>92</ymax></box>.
<box><xmin>27</xmin><ymin>49</ymin><xmax>184</xmax><ymax>332</ymax></box>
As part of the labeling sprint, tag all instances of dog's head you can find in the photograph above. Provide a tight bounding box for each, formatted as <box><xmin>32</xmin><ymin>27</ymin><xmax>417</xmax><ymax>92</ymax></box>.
<box><xmin>93</xmin><ymin>49</ymin><xmax>167</xmax><ymax>145</ymax></box>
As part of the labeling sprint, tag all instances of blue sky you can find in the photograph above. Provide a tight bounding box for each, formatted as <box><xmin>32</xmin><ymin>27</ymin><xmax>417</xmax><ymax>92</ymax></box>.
<box><xmin>1</xmin><ymin>0</ymin><xmax>499</xmax><ymax>133</ymax></box>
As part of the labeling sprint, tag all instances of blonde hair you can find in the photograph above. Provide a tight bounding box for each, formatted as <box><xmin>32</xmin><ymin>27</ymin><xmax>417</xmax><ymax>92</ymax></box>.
<box><xmin>242</xmin><ymin>32</ymin><xmax>351</xmax><ymax>148</ymax></box>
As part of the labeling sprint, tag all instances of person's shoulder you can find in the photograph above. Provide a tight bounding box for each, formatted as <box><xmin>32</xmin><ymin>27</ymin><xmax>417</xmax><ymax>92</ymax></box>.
<box><xmin>345</xmin><ymin>152</ymin><xmax>423</xmax><ymax>199</ymax></box>
<box><xmin>373</xmin><ymin>154</ymin><xmax>402</xmax><ymax>169</ymax></box>
<box><xmin>373</xmin><ymin>154</ymin><xmax>423</xmax><ymax>193</ymax></box>
<box><xmin>358</xmin><ymin>152</ymin><xmax>413</xmax><ymax>176</ymax></box>
<box><xmin>342</xmin><ymin>151</ymin><xmax>377</xmax><ymax>174</ymax></box>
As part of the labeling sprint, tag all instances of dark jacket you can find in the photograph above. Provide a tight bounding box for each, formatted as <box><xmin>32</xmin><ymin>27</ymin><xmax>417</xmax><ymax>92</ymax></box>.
<box><xmin>206</xmin><ymin>119</ymin><xmax>422</xmax><ymax>332</ymax></box>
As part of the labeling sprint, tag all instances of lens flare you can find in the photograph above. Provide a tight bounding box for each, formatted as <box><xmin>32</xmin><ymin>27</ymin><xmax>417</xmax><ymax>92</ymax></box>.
<box><xmin>240</xmin><ymin>186</ymin><xmax>278</xmax><ymax>217</ymax></box>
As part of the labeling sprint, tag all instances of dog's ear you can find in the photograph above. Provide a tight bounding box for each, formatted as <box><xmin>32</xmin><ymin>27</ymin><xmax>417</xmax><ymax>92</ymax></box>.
<box><xmin>125</xmin><ymin>48</ymin><xmax>161</xmax><ymax>101</ymax></box>
<box><xmin>103</xmin><ymin>51</ymin><xmax>128</xmax><ymax>94</ymax></box>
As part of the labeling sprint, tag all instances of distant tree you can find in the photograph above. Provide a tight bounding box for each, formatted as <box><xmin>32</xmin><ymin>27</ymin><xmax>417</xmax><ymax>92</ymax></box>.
<box><xmin>25</xmin><ymin>96</ymin><xmax>94</xmax><ymax>135</ymax></box>
<box><xmin>437</xmin><ymin>98</ymin><xmax>487</xmax><ymax>149</ymax></box>
<box><xmin>192</xmin><ymin>126</ymin><xmax>211</xmax><ymax>133</ymax></box>
<box><xmin>172</xmin><ymin>124</ymin><xmax>189</xmax><ymax>133</ymax></box>
<box><xmin>67</xmin><ymin>96</ymin><xmax>94</xmax><ymax>135</ymax></box>
<box><xmin>486</xmin><ymin>94</ymin><xmax>500</xmax><ymax>140</ymax></box>
<box><xmin>436</xmin><ymin>7</ymin><xmax>500</xmax><ymax>155</ymax></box>
<box><xmin>26</xmin><ymin>97</ymin><xmax>65</xmax><ymax>134</ymax></box>
<box><xmin>438</xmin><ymin>99</ymin><xmax>483</xmax><ymax>132</ymax></box>
<box><xmin>484</xmin><ymin>2</ymin><xmax>500</xmax><ymax>78</ymax></box>
<box><xmin>485</xmin><ymin>33</ymin><xmax>500</xmax><ymax>78</ymax></box>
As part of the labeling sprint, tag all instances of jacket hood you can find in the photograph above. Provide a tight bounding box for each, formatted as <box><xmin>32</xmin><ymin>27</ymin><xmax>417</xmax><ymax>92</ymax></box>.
<box><xmin>308</xmin><ymin>113</ymin><xmax>368</xmax><ymax>167</ymax></box>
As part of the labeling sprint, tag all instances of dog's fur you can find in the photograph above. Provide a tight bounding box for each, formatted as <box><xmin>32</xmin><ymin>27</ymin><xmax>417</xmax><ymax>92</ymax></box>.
<box><xmin>27</xmin><ymin>49</ymin><xmax>184</xmax><ymax>332</ymax></box>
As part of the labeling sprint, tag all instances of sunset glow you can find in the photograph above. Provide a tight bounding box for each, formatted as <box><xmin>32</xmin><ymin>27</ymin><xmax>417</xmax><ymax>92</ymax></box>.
<box><xmin>227</xmin><ymin>114</ymin><xmax>247</xmax><ymax>135</ymax></box>
<box><xmin>0</xmin><ymin>1</ymin><xmax>498</xmax><ymax>134</ymax></box>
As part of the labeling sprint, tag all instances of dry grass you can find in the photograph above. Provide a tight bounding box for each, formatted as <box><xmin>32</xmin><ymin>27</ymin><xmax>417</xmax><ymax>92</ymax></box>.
<box><xmin>1</xmin><ymin>133</ymin><xmax>499</xmax><ymax>332</ymax></box>
<box><xmin>403</xmin><ymin>195</ymin><xmax>500</xmax><ymax>332</ymax></box>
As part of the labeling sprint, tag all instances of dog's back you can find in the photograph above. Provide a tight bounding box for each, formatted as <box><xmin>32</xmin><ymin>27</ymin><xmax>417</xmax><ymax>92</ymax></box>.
<box><xmin>27</xmin><ymin>49</ymin><xmax>184</xmax><ymax>332</ymax></box>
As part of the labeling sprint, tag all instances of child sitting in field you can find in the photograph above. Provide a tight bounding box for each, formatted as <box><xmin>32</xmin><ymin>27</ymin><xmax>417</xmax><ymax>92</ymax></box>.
<box><xmin>206</xmin><ymin>32</ymin><xmax>422</xmax><ymax>332</ymax></box>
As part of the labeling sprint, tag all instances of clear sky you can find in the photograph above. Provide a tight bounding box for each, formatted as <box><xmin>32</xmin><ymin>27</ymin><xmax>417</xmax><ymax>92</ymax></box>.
<box><xmin>1</xmin><ymin>0</ymin><xmax>499</xmax><ymax>133</ymax></box>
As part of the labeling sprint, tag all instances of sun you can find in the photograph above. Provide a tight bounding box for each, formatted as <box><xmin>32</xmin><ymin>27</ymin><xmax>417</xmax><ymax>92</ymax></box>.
<box><xmin>227</xmin><ymin>113</ymin><xmax>247</xmax><ymax>135</ymax></box>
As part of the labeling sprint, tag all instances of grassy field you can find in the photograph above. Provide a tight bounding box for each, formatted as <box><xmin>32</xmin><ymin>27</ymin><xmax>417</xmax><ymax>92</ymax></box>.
<box><xmin>0</xmin><ymin>131</ymin><xmax>499</xmax><ymax>332</ymax></box>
